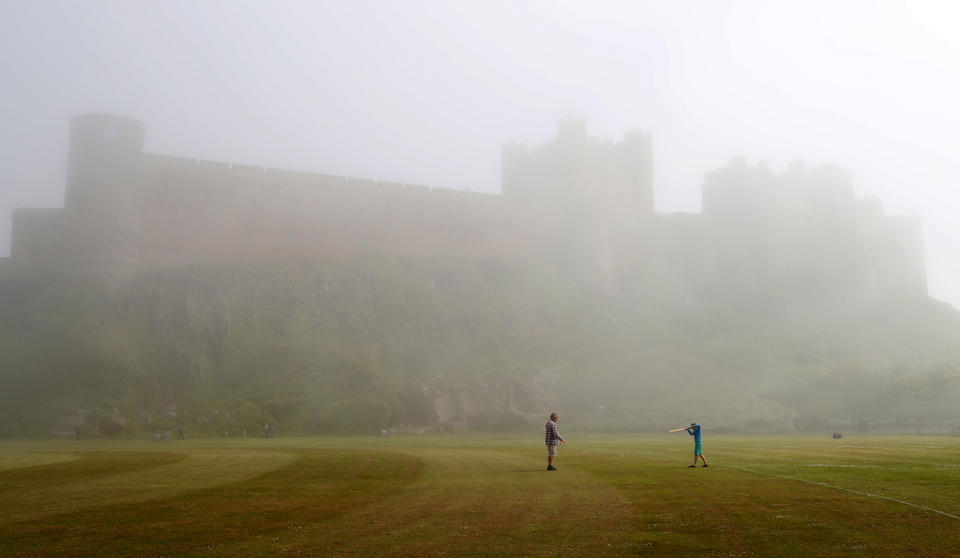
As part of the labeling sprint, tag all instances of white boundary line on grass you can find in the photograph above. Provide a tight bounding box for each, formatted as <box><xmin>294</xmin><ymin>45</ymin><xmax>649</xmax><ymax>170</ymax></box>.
<box><xmin>724</xmin><ymin>465</ymin><xmax>960</xmax><ymax>521</ymax></box>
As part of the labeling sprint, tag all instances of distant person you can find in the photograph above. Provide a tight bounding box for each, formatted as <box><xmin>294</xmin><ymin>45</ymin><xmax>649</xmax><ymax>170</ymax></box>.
<box><xmin>177</xmin><ymin>427</ymin><xmax>184</xmax><ymax>439</ymax></box>
<box><xmin>686</xmin><ymin>422</ymin><xmax>708</xmax><ymax>468</ymax></box>
<box><xmin>545</xmin><ymin>412</ymin><xmax>565</xmax><ymax>471</ymax></box>
<box><xmin>74</xmin><ymin>425</ymin><xmax>80</xmax><ymax>441</ymax></box>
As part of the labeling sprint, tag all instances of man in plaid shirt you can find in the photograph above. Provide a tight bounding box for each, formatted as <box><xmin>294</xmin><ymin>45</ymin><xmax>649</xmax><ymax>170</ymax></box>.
<box><xmin>545</xmin><ymin>412</ymin><xmax>565</xmax><ymax>470</ymax></box>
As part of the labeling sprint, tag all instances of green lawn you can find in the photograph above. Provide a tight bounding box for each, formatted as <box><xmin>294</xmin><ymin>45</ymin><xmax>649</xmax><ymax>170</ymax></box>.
<box><xmin>1</xmin><ymin>434</ymin><xmax>959</xmax><ymax>556</ymax></box>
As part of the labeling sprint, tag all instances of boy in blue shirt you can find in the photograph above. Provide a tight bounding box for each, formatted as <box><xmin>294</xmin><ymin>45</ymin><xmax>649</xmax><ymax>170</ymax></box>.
<box><xmin>686</xmin><ymin>422</ymin><xmax>708</xmax><ymax>468</ymax></box>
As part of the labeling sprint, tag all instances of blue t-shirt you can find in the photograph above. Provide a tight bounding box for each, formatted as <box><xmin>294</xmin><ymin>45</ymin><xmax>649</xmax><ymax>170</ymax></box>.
<box><xmin>687</xmin><ymin>424</ymin><xmax>702</xmax><ymax>442</ymax></box>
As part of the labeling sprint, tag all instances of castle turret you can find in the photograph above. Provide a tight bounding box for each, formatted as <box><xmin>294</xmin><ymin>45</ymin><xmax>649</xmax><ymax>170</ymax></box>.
<box><xmin>64</xmin><ymin>114</ymin><xmax>145</xmax><ymax>273</ymax></box>
<box><xmin>619</xmin><ymin>129</ymin><xmax>654</xmax><ymax>217</ymax></box>
<box><xmin>502</xmin><ymin>116</ymin><xmax>653</xmax><ymax>212</ymax></box>
<box><xmin>500</xmin><ymin>117</ymin><xmax>655</xmax><ymax>293</ymax></box>
<box><xmin>700</xmin><ymin>157</ymin><xmax>776</xmax><ymax>295</ymax></box>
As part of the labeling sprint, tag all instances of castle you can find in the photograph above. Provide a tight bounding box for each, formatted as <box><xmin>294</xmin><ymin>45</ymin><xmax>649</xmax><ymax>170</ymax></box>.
<box><xmin>0</xmin><ymin>113</ymin><xmax>927</xmax><ymax>303</ymax></box>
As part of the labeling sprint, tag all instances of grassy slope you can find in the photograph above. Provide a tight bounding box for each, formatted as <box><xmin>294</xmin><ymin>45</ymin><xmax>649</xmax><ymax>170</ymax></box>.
<box><xmin>1</xmin><ymin>434</ymin><xmax>959</xmax><ymax>557</ymax></box>
<box><xmin>3</xmin><ymin>259</ymin><xmax>960</xmax><ymax>436</ymax></box>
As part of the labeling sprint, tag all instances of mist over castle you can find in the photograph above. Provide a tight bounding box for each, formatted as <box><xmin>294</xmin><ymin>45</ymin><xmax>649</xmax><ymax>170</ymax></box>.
<box><xmin>0</xmin><ymin>113</ymin><xmax>925</xmax><ymax>306</ymax></box>
<box><xmin>4</xmin><ymin>5</ymin><xmax>960</xmax><ymax>552</ymax></box>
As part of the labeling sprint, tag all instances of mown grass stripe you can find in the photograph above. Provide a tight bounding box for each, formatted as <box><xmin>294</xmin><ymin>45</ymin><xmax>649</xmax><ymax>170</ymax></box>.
<box><xmin>0</xmin><ymin>451</ymin><xmax>187</xmax><ymax>493</ymax></box>
<box><xmin>724</xmin><ymin>464</ymin><xmax>960</xmax><ymax>521</ymax></box>
<box><xmin>0</xmin><ymin>449</ymin><xmax>424</xmax><ymax>557</ymax></box>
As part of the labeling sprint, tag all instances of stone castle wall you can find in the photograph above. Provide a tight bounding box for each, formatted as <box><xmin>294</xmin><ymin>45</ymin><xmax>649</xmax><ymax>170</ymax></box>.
<box><xmin>11</xmin><ymin>114</ymin><xmax>549</xmax><ymax>277</ymax></box>
<box><xmin>132</xmin><ymin>154</ymin><xmax>537</xmax><ymax>268</ymax></box>
<box><xmin>3</xmin><ymin>113</ymin><xmax>928</xmax><ymax>304</ymax></box>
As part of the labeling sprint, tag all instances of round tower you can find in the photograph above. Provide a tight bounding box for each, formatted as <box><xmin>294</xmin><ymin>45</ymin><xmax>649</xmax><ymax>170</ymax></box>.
<box><xmin>65</xmin><ymin>114</ymin><xmax>145</xmax><ymax>209</ymax></box>
<box><xmin>64</xmin><ymin>114</ymin><xmax>146</xmax><ymax>271</ymax></box>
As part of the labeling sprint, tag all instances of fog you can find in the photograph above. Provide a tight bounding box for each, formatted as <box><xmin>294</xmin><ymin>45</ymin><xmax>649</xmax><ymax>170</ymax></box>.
<box><xmin>2</xmin><ymin>2</ymin><xmax>960</xmax><ymax>437</ymax></box>
<box><xmin>1</xmin><ymin>0</ymin><xmax>958</xmax><ymax>307</ymax></box>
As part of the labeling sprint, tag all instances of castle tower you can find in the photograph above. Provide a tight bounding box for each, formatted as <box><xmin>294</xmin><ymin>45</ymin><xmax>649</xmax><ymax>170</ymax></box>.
<box><xmin>501</xmin><ymin>117</ymin><xmax>655</xmax><ymax>293</ymax></box>
<box><xmin>701</xmin><ymin>157</ymin><xmax>928</xmax><ymax>303</ymax></box>
<box><xmin>618</xmin><ymin>129</ymin><xmax>654</xmax><ymax>218</ymax></box>
<box><xmin>700</xmin><ymin>157</ymin><xmax>778</xmax><ymax>297</ymax></box>
<box><xmin>501</xmin><ymin>116</ymin><xmax>653</xmax><ymax>215</ymax></box>
<box><xmin>64</xmin><ymin>114</ymin><xmax>146</xmax><ymax>274</ymax></box>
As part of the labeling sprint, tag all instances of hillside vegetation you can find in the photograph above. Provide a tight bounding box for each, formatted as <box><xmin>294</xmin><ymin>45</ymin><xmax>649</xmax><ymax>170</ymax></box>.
<box><xmin>1</xmin><ymin>257</ymin><xmax>959</xmax><ymax>437</ymax></box>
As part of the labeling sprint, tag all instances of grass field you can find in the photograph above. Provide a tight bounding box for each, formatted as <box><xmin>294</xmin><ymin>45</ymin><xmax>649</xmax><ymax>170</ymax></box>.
<box><xmin>1</xmin><ymin>433</ymin><xmax>959</xmax><ymax>557</ymax></box>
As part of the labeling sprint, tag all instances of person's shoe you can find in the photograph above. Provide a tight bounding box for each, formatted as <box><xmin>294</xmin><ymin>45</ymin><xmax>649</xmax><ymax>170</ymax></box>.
<box><xmin>702</xmin><ymin>464</ymin><xmax>709</xmax><ymax>468</ymax></box>
<box><xmin>547</xmin><ymin>465</ymin><xmax>557</xmax><ymax>471</ymax></box>
<box><xmin>688</xmin><ymin>465</ymin><xmax>697</xmax><ymax>468</ymax></box>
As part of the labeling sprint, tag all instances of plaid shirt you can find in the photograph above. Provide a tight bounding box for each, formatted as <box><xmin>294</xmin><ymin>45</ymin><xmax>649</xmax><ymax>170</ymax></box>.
<box><xmin>545</xmin><ymin>420</ymin><xmax>564</xmax><ymax>446</ymax></box>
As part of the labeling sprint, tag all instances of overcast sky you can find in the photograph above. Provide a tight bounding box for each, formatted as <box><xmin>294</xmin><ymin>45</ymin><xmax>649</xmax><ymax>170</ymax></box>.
<box><xmin>1</xmin><ymin>0</ymin><xmax>958</xmax><ymax>307</ymax></box>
